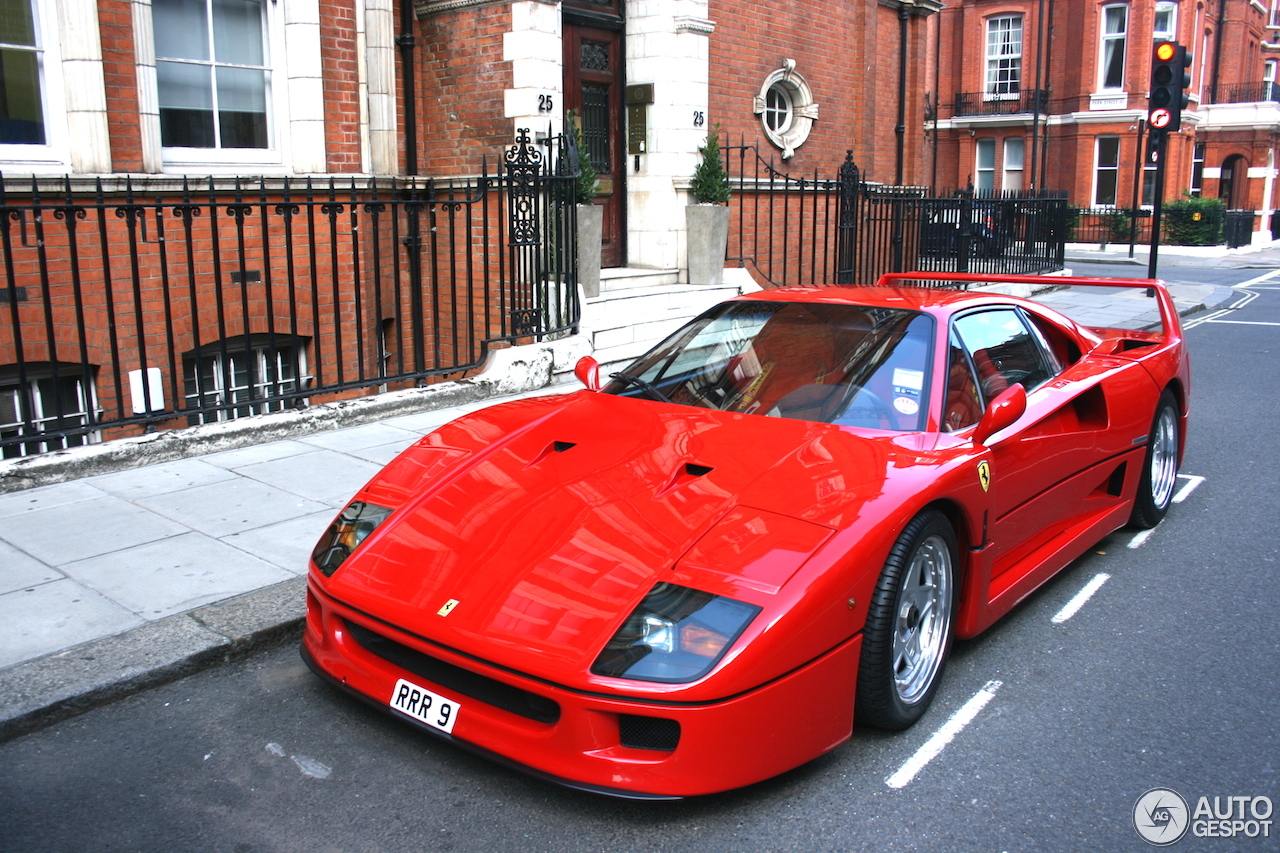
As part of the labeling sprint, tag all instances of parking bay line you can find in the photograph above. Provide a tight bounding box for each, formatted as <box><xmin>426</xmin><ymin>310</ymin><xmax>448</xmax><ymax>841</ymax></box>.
<box><xmin>1051</xmin><ymin>572</ymin><xmax>1112</xmax><ymax>623</ymax></box>
<box><xmin>1127</xmin><ymin>474</ymin><xmax>1204</xmax><ymax>550</ymax></box>
<box><xmin>885</xmin><ymin>680</ymin><xmax>1003</xmax><ymax>789</ymax></box>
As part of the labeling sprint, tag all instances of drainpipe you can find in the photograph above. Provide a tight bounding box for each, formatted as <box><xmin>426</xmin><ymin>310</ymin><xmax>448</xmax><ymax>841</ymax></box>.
<box><xmin>1028</xmin><ymin>0</ymin><xmax>1045</xmax><ymax>191</ymax></box>
<box><xmin>1210</xmin><ymin>0</ymin><xmax>1225</xmax><ymax>104</ymax></box>
<box><xmin>896</xmin><ymin>3</ymin><xmax>910</xmax><ymax>185</ymax></box>
<box><xmin>398</xmin><ymin>0</ymin><xmax>419</xmax><ymax>176</ymax></box>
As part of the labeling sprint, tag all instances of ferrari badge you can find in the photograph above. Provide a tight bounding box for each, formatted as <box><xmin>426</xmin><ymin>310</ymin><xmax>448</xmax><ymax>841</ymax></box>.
<box><xmin>437</xmin><ymin>598</ymin><xmax>460</xmax><ymax>617</ymax></box>
<box><xmin>977</xmin><ymin>461</ymin><xmax>991</xmax><ymax>492</ymax></box>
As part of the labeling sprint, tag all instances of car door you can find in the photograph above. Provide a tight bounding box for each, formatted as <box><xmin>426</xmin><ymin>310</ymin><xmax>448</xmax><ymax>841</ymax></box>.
<box><xmin>951</xmin><ymin>307</ymin><xmax>1108</xmax><ymax>587</ymax></box>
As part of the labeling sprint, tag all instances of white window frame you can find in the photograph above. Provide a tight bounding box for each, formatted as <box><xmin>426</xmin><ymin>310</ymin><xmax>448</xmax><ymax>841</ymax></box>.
<box><xmin>1154</xmin><ymin>2</ymin><xmax>1178</xmax><ymax>41</ymax></box>
<box><xmin>1002</xmin><ymin>138</ymin><xmax>1025</xmax><ymax>191</ymax></box>
<box><xmin>752</xmin><ymin>60</ymin><xmax>819</xmax><ymax>160</ymax></box>
<box><xmin>975</xmin><ymin>138</ymin><xmax>996</xmax><ymax>193</ymax></box>
<box><xmin>184</xmin><ymin>335</ymin><xmax>309</xmax><ymax>423</ymax></box>
<box><xmin>0</xmin><ymin>0</ymin><xmax>70</xmax><ymax>172</ymax></box>
<box><xmin>985</xmin><ymin>15</ymin><xmax>1023</xmax><ymax>98</ymax></box>
<box><xmin>150</xmin><ymin>0</ymin><xmax>292</xmax><ymax>174</ymax></box>
<box><xmin>1189</xmin><ymin>140</ymin><xmax>1206</xmax><ymax>196</ymax></box>
<box><xmin>1094</xmin><ymin>136</ymin><xmax>1121</xmax><ymax>206</ymax></box>
<box><xmin>0</xmin><ymin>367</ymin><xmax>100</xmax><ymax>458</ymax></box>
<box><xmin>1099</xmin><ymin>4</ymin><xmax>1129</xmax><ymax>91</ymax></box>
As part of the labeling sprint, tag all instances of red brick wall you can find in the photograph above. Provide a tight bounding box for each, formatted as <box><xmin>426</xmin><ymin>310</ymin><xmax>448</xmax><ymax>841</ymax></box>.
<box><xmin>97</xmin><ymin>0</ymin><xmax>140</xmax><ymax>172</ymax></box>
<box><xmin>708</xmin><ymin>1</ymin><xmax>933</xmax><ymax>187</ymax></box>
<box><xmin>322</xmin><ymin>0</ymin><xmax>364</xmax><ymax>173</ymax></box>
<box><xmin>411</xmin><ymin>3</ymin><xmax>514</xmax><ymax>176</ymax></box>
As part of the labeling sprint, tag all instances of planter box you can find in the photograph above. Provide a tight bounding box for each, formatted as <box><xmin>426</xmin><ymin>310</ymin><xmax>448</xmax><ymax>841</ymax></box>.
<box><xmin>577</xmin><ymin>204</ymin><xmax>603</xmax><ymax>298</ymax></box>
<box><xmin>686</xmin><ymin>203</ymin><xmax>730</xmax><ymax>286</ymax></box>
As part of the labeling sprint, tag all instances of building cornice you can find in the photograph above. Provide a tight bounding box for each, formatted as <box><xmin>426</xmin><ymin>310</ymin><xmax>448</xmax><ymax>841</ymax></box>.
<box><xmin>877</xmin><ymin>0</ymin><xmax>944</xmax><ymax>17</ymax></box>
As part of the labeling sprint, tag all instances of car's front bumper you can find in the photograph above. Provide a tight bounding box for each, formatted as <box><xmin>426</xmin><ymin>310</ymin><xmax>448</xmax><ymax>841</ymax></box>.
<box><xmin>303</xmin><ymin>577</ymin><xmax>860</xmax><ymax>798</ymax></box>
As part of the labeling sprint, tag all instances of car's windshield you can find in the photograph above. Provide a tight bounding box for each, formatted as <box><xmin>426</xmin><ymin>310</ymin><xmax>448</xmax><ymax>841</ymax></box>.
<box><xmin>603</xmin><ymin>301</ymin><xmax>934</xmax><ymax>430</ymax></box>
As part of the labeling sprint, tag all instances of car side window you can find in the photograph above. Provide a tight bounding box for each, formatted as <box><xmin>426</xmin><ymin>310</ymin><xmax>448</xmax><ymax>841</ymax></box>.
<box><xmin>943</xmin><ymin>330</ymin><xmax>984</xmax><ymax>432</ymax></box>
<box><xmin>953</xmin><ymin>308</ymin><xmax>1057</xmax><ymax>399</ymax></box>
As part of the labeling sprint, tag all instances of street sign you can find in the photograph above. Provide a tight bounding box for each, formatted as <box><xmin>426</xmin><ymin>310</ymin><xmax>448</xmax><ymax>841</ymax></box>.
<box><xmin>1149</xmin><ymin>108</ymin><xmax>1172</xmax><ymax>129</ymax></box>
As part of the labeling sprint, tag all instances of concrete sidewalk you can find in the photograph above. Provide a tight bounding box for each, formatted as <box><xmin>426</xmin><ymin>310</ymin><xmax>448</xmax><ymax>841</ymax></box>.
<box><xmin>0</xmin><ymin>277</ymin><xmax>1249</xmax><ymax>742</ymax></box>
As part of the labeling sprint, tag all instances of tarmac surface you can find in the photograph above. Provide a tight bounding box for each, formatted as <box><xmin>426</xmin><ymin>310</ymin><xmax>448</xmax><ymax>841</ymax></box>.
<box><xmin>0</xmin><ymin>255</ymin><xmax>1256</xmax><ymax>742</ymax></box>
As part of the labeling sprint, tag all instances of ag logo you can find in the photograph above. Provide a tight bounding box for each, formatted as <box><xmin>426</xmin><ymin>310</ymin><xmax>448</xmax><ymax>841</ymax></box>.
<box><xmin>977</xmin><ymin>461</ymin><xmax>991</xmax><ymax>492</ymax></box>
<box><xmin>437</xmin><ymin>599</ymin><xmax>460</xmax><ymax>617</ymax></box>
<box><xmin>1134</xmin><ymin>787</ymin><xmax>1190</xmax><ymax>845</ymax></box>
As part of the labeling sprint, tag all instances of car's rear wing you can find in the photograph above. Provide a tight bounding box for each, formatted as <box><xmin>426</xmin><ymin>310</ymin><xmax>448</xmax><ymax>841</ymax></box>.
<box><xmin>875</xmin><ymin>272</ymin><xmax>1182</xmax><ymax>340</ymax></box>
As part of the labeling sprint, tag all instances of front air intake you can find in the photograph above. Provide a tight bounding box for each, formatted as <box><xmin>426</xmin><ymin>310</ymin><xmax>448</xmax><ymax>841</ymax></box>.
<box><xmin>619</xmin><ymin>715</ymin><xmax>681</xmax><ymax>751</ymax></box>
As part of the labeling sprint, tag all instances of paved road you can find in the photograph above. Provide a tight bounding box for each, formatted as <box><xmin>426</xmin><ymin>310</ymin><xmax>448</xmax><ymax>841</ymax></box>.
<box><xmin>1</xmin><ymin>270</ymin><xmax>1277</xmax><ymax>853</ymax></box>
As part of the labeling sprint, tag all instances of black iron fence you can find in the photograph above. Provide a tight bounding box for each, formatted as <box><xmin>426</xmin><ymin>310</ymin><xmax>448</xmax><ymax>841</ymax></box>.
<box><xmin>1204</xmin><ymin>82</ymin><xmax>1280</xmax><ymax>104</ymax></box>
<box><xmin>0</xmin><ymin>129</ymin><xmax>580</xmax><ymax>457</ymax></box>
<box><xmin>724</xmin><ymin>144</ymin><xmax>1070</xmax><ymax>288</ymax></box>
<box><xmin>950</xmin><ymin>89</ymin><xmax>1051</xmax><ymax>118</ymax></box>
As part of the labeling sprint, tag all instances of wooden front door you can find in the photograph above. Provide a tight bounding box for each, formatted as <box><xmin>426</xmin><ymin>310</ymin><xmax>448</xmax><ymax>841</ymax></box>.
<box><xmin>563</xmin><ymin>22</ymin><xmax>625</xmax><ymax>267</ymax></box>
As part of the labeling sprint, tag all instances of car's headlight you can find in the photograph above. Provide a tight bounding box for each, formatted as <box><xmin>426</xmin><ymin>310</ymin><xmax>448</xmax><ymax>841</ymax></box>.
<box><xmin>591</xmin><ymin>583</ymin><xmax>760</xmax><ymax>683</ymax></box>
<box><xmin>310</xmin><ymin>501</ymin><xmax>393</xmax><ymax>577</ymax></box>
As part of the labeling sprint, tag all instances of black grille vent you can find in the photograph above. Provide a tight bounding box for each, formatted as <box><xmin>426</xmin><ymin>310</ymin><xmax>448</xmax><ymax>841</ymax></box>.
<box><xmin>619</xmin><ymin>715</ymin><xmax>681</xmax><ymax>751</ymax></box>
<box><xmin>346</xmin><ymin>620</ymin><xmax>561</xmax><ymax>724</ymax></box>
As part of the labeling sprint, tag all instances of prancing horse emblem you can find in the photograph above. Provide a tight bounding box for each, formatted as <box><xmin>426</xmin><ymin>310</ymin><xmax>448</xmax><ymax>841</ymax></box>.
<box><xmin>977</xmin><ymin>461</ymin><xmax>991</xmax><ymax>492</ymax></box>
<box><xmin>437</xmin><ymin>599</ymin><xmax>460</xmax><ymax>617</ymax></box>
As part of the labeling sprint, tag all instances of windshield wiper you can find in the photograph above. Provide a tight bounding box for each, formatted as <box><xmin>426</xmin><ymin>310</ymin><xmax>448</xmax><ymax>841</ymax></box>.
<box><xmin>609</xmin><ymin>372</ymin><xmax>674</xmax><ymax>404</ymax></box>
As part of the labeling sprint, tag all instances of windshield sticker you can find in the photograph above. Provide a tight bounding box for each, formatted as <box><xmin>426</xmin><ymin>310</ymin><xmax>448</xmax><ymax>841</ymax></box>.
<box><xmin>893</xmin><ymin>368</ymin><xmax>924</xmax><ymax>391</ymax></box>
<box><xmin>894</xmin><ymin>396</ymin><xmax>920</xmax><ymax>415</ymax></box>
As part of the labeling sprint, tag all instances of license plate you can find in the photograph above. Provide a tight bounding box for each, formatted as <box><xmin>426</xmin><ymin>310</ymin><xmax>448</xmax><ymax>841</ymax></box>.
<box><xmin>390</xmin><ymin>678</ymin><xmax>460</xmax><ymax>734</ymax></box>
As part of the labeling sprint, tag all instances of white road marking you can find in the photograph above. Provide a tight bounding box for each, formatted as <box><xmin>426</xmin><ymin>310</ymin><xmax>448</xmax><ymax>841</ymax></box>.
<box><xmin>1172</xmin><ymin>474</ymin><xmax>1204</xmax><ymax>504</ymax></box>
<box><xmin>1204</xmin><ymin>320</ymin><xmax>1280</xmax><ymax>326</ymax></box>
<box><xmin>1237</xmin><ymin>270</ymin><xmax>1280</xmax><ymax>286</ymax></box>
<box><xmin>1127</xmin><ymin>529</ymin><xmax>1156</xmax><ymax>549</ymax></box>
<box><xmin>885</xmin><ymin>680</ymin><xmax>1003</xmax><ymax>789</ymax></box>
<box><xmin>1184</xmin><ymin>287</ymin><xmax>1260</xmax><ymax>329</ymax></box>
<box><xmin>1051</xmin><ymin>573</ymin><xmax>1112</xmax><ymax>622</ymax></box>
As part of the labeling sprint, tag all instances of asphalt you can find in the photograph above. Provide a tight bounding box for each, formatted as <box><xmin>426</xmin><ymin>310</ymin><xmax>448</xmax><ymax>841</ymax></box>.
<box><xmin>0</xmin><ymin>254</ymin><xmax>1258</xmax><ymax>742</ymax></box>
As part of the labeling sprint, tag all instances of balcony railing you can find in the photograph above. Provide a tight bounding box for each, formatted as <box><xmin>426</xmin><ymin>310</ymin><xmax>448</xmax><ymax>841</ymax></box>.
<box><xmin>950</xmin><ymin>89</ymin><xmax>1051</xmax><ymax>118</ymax></box>
<box><xmin>1204</xmin><ymin>82</ymin><xmax>1280</xmax><ymax>105</ymax></box>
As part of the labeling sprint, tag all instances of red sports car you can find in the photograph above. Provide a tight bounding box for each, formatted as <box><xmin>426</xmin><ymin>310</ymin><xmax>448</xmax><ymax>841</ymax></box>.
<box><xmin>302</xmin><ymin>273</ymin><xmax>1189</xmax><ymax>798</ymax></box>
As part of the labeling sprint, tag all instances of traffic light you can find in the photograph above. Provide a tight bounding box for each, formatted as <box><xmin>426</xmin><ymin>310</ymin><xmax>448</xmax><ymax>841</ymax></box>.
<box><xmin>1148</xmin><ymin>41</ymin><xmax>1192</xmax><ymax>132</ymax></box>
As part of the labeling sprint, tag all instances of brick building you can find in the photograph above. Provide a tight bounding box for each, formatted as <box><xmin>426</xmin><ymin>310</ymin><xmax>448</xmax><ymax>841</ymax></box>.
<box><xmin>2</xmin><ymin>0</ymin><xmax>941</xmax><ymax>455</ymax></box>
<box><xmin>928</xmin><ymin>0</ymin><xmax>1280</xmax><ymax>243</ymax></box>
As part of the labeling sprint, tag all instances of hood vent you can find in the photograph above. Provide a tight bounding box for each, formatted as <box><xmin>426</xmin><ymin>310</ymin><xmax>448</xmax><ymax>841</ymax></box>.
<box><xmin>525</xmin><ymin>440</ymin><xmax>578</xmax><ymax>469</ymax></box>
<box><xmin>655</xmin><ymin>462</ymin><xmax>715</xmax><ymax>498</ymax></box>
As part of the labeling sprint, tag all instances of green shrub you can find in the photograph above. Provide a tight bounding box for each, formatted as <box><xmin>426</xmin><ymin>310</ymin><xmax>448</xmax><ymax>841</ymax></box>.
<box><xmin>691</xmin><ymin>124</ymin><xmax>731</xmax><ymax>204</ymax></box>
<box><xmin>1161</xmin><ymin>196</ymin><xmax>1225</xmax><ymax>245</ymax></box>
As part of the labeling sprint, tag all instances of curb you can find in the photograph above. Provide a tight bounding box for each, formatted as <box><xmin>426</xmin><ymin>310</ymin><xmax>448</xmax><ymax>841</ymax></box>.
<box><xmin>0</xmin><ymin>577</ymin><xmax>305</xmax><ymax>743</ymax></box>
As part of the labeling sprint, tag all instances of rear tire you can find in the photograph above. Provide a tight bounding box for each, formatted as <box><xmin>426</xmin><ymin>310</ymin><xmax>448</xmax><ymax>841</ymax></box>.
<box><xmin>1129</xmin><ymin>390</ymin><xmax>1180</xmax><ymax>529</ymax></box>
<box><xmin>856</xmin><ymin>510</ymin><xmax>957</xmax><ymax>731</ymax></box>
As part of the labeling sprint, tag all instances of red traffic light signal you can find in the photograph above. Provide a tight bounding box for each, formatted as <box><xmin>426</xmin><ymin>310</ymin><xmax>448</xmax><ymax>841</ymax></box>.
<box><xmin>1149</xmin><ymin>42</ymin><xmax>1192</xmax><ymax>132</ymax></box>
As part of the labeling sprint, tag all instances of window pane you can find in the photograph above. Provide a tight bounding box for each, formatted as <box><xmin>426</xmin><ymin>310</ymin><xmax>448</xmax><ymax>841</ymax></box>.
<box><xmin>1097</xmin><ymin>137</ymin><xmax>1120</xmax><ymax>168</ymax></box>
<box><xmin>216</xmin><ymin>65</ymin><xmax>267</xmax><ymax>147</ymax></box>
<box><xmin>0</xmin><ymin>47</ymin><xmax>44</xmax><ymax>143</ymax></box>
<box><xmin>1102</xmin><ymin>6</ymin><xmax>1127</xmax><ymax>89</ymax></box>
<box><xmin>213</xmin><ymin>0</ymin><xmax>264</xmax><ymax>66</ymax></box>
<box><xmin>0</xmin><ymin>0</ymin><xmax>36</xmax><ymax>46</ymax></box>
<box><xmin>154</xmin><ymin>0</ymin><xmax>210</xmax><ymax>61</ymax></box>
<box><xmin>158</xmin><ymin>60</ymin><xmax>215</xmax><ymax>146</ymax></box>
<box><xmin>1004</xmin><ymin>137</ymin><xmax>1025</xmax><ymax>169</ymax></box>
<box><xmin>976</xmin><ymin>139</ymin><xmax>996</xmax><ymax>169</ymax></box>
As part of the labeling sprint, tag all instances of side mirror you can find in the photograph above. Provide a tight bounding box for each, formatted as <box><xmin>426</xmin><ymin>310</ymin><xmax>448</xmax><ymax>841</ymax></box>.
<box><xmin>574</xmin><ymin>355</ymin><xmax>602</xmax><ymax>391</ymax></box>
<box><xmin>972</xmin><ymin>384</ymin><xmax>1026</xmax><ymax>446</ymax></box>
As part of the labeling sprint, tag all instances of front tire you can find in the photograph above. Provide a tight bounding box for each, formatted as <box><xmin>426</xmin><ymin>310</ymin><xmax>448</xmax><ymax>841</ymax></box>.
<box><xmin>1129</xmin><ymin>390</ymin><xmax>1180</xmax><ymax>529</ymax></box>
<box><xmin>856</xmin><ymin>510</ymin><xmax>957</xmax><ymax>730</ymax></box>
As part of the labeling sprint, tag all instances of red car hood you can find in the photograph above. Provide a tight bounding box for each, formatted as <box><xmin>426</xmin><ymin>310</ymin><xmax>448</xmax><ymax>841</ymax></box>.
<box><xmin>325</xmin><ymin>391</ymin><xmax>895</xmax><ymax>686</ymax></box>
